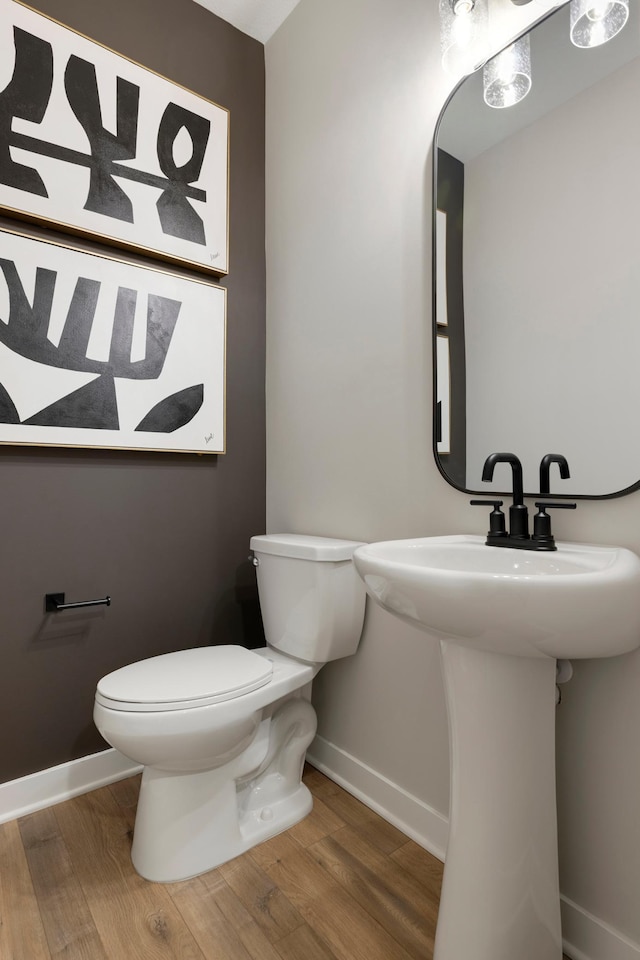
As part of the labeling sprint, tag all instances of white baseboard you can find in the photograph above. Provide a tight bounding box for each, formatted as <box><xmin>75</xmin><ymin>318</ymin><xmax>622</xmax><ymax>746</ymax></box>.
<box><xmin>0</xmin><ymin>749</ymin><xmax>142</xmax><ymax>825</ymax></box>
<box><xmin>561</xmin><ymin>896</ymin><xmax>640</xmax><ymax>960</ymax></box>
<box><xmin>307</xmin><ymin>734</ymin><xmax>640</xmax><ymax>960</ymax></box>
<box><xmin>307</xmin><ymin>734</ymin><xmax>449</xmax><ymax>861</ymax></box>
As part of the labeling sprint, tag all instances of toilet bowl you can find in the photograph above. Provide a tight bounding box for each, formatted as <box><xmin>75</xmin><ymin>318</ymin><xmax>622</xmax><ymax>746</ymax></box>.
<box><xmin>94</xmin><ymin>534</ymin><xmax>366</xmax><ymax>883</ymax></box>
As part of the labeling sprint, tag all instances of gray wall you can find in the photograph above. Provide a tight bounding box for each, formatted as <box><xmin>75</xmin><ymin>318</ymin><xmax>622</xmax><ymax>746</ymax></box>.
<box><xmin>0</xmin><ymin>0</ymin><xmax>266</xmax><ymax>784</ymax></box>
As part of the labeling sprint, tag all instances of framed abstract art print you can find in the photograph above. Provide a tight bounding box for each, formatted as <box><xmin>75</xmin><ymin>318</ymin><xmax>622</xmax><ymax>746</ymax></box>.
<box><xmin>0</xmin><ymin>227</ymin><xmax>226</xmax><ymax>454</ymax></box>
<box><xmin>0</xmin><ymin>1</ymin><xmax>229</xmax><ymax>275</ymax></box>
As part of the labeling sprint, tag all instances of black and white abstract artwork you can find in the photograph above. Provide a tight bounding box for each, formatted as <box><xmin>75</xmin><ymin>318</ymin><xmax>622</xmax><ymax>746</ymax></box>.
<box><xmin>0</xmin><ymin>1</ymin><xmax>229</xmax><ymax>274</ymax></box>
<box><xmin>0</xmin><ymin>228</ymin><xmax>226</xmax><ymax>453</ymax></box>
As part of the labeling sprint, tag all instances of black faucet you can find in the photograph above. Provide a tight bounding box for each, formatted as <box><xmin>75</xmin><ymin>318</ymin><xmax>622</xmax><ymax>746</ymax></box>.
<box><xmin>471</xmin><ymin>452</ymin><xmax>576</xmax><ymax>551</ymax></box>
<box><xmin>539</xmin><ymin>454</ymin><xmax>570</xmax><ymax>495</ymax></box>
<box><xmin>482</xmin><ymin>452</ymin><xmax>529</xmax><ymax>539</ymax></box>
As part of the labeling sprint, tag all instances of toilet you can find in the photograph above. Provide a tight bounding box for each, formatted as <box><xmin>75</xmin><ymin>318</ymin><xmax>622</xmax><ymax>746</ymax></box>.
<box><xmin>93</xmin><ymin>534</ymin><xmax>366</xmax><ymax>883</ymax></box>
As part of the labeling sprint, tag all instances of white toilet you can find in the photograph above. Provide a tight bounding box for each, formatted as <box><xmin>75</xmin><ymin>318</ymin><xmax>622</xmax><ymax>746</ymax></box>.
<box><xmin>94</xmin><ymin>534</ymin><xmax>366</xmax><ymax>883</ymax></box>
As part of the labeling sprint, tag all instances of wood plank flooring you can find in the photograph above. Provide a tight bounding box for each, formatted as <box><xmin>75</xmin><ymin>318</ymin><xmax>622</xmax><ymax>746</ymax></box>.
<box><xmin>0</xmin><ymin>765</ymin><xmax>570</xmax><ymax>960</ymax></box>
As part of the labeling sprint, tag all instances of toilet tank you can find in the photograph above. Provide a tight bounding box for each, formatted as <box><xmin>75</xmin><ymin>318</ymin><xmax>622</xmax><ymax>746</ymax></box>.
<box><xmin>250</xmin><ymin>534</ymin><xmax>367</xmax><ymax>664</ymax></box>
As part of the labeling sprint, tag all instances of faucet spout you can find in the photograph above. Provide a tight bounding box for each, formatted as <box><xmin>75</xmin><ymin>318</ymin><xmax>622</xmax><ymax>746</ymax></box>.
<box><xmin>482</xmin><ymin>452</ymin><xmax>528</xmax><ymax>539</ymax></box>
<box><xmin>539</xmin><ymin>454</ymin><xmax>570</xmax><ymax>496</ymax></box>
<box><xmin>481</xmin><ymin>452</ymin><xmax>524</xmax><ymax>505</ymax></box>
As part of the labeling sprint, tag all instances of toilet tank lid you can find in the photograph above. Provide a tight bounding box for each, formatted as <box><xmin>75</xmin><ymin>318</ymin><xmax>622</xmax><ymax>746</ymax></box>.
<box><xmin>250</xmin><ymin>534</ymin><xmax>366</xmax><ymax>561</ymax></box>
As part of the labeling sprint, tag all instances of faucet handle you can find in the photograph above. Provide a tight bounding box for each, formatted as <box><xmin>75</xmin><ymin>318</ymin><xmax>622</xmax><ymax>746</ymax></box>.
<box><xmin>532</xmin><ymin>501</ymin><xmax>577</xmax><ymax>549</ymax></box>
<box><xmin>470</xmin><ymin>499</ymin><xmax>507</xmax><ymax>541</ymax></box>
<box><xmin>534</xmin><ymin>501</ymin><xmax>577</xmax><ymax>511</ymax></box>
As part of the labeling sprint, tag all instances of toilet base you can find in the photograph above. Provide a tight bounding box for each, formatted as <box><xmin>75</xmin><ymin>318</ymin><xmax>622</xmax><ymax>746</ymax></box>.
<box><xmin>131</xmin><ymin>697</ymin><xmax>317</xmax><ymax>882</ymax></box>
<box><xmin>239</xmin><ymin>779</ymin><xmax>313</xmax><ymax>849</ymax></box>
<box><xmin>131</xmin><ymin>769</ymin><xmax>313</xmax><ymax>882</ymax></box>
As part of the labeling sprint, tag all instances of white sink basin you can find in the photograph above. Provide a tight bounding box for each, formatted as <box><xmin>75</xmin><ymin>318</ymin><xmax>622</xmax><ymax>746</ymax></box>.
<box><xmin>353</xmin><ymin>534</ymin><xmax>640</xmax><ymax>659</ymax></box>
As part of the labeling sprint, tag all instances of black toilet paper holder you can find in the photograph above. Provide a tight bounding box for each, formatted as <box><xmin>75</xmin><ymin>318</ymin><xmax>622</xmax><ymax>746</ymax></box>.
<box><xmin>45</xmin><ymin>593</ymin><xmax>111</xmax><ymax>612</ymax></box>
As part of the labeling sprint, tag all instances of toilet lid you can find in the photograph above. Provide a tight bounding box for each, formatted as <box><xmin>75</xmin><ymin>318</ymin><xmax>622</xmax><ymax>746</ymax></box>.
<box><xmin>95</xmin><ymin>645</ymin><xmax>273</xmax><ymax>712</ymax></box>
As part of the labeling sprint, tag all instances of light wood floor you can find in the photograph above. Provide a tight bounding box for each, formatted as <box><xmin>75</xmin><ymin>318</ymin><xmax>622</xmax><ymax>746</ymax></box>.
<box><xmin>0</xmin><ymin>764</ymin><xmax>571</xmax><ymax>960</ymax></box>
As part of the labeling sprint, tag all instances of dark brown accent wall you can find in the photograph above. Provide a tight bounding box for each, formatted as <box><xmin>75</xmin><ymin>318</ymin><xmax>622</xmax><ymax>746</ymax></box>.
<box><xmin>0</xmin><ymin>0</ymin><xmax>266</xmax><ymax>783</ymax></box>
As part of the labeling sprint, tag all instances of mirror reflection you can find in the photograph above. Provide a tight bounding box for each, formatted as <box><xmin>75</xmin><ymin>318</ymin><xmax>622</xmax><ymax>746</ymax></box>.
<box><xmin>434</xmin><ymin>2</ymin><xmax>640</xmax><ymax>498</ymax></box>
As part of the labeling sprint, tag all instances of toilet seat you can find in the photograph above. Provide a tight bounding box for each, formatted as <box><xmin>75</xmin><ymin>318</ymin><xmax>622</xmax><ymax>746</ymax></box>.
<box><xmin>95</xmin><ymin>645</ymin><xmax>273</xmax><ymax>712</ymax></box>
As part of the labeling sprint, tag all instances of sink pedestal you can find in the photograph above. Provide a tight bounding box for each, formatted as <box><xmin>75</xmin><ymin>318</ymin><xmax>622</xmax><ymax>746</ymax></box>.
<box><xmin>435</xmin><ymin>641</ymin><xmax>563</xmax><ymax>960</ymax></box>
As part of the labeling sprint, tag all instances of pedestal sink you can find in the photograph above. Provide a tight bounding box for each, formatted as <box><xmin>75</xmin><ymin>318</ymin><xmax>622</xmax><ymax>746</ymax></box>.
<box><xmin>353</xmin><ymin>534</ymin><xmax>640</xmax><ymax>960</ymax></box>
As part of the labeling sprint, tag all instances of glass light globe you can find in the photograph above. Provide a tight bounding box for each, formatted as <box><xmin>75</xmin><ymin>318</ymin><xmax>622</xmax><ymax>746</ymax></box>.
<box><xmin>440</xmin><ymin>0</ymin><xmax>489</xmax><ymax>77</ymax></box>
<box><xmin>570</xmin><ymin>0</ymin><xmax>629</xmax><ymax>48</ymax></box>
<box><xmin>483</xmin><ymin>35</ymin><xmax>532</xmax><ymax>109</ymax></box>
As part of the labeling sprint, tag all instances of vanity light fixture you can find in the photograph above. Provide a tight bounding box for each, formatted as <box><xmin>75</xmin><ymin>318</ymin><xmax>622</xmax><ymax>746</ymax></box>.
<box><xmin>483</xmin><ymin>34</ymin><xmax>532</xmax><ymax>108</ymax></box>
<box><xmin>440</xmin><ymin>0</ymin><xmax>489</xmax><ymax>76</ymax></box>
<box><xmin>569</xmin><ymin>0</ymin><xmax>629</xmax><ymax>47</ymax></box>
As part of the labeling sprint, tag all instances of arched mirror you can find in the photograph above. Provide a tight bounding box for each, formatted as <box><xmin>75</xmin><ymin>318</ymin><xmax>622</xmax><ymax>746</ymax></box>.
<box><xmin>433</xmin><ymin>1</ymin><xmax>640</xmax><ymax>499</ymax></box>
